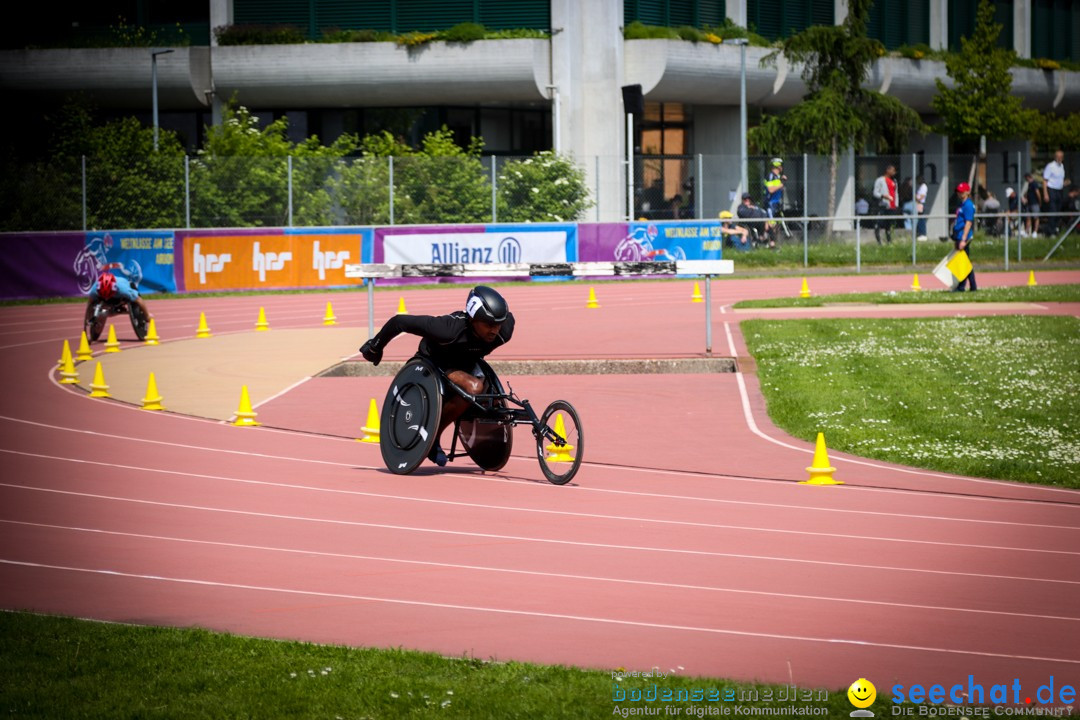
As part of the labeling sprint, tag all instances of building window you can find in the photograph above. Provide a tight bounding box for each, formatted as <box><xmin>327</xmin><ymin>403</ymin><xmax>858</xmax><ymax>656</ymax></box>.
<box><xmin>949</xmin><ymin>0</ymin><xmax>1014</xmax><ymax>52</ymax></box>
<box><xmin>624</xmin><ymin>0</ymin><xmax>726</xmax><ymax>28</ymax></box>
<box><xmin>868</xmin><ymin>0</ymin><xmax>930</xmax><ymax>50</ymax></box>
<box><xmin>1031</xmin><ymin>0</ymin><xmax>1080</xmax><ymax>62</ymax></box>
<box><xmin>746</xmin><ymin>0</ymin><xmax>834</xmax><ymax>41</ymax></box>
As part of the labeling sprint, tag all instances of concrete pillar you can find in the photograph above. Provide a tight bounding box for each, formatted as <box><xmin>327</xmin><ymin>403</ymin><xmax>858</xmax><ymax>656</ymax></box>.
<box><xmin>726</xmin><ymin>0</ymin><xmax>746</xmax><ymax>28</ymax></box>
<box><xmin>908</xmin><ymin>132</ymin><xmax>951</xmax><ymax>239</ymax></box>
<box><xmin>209</xmin><ymin>0</ymin><xmax>232</xmax><ymax>47</ymax></box>
<box><xmin>551</xmin><ymin>0</ymin><xmax>625</xmax><ymax>221</ymax></box>
<box><xmin>930</xmin><ymin>0</ymin><xmax>948</xmax><ymax>51</ymax></box>
<box><xmin>693</xmin><ymin>106</ymin><xmax>742</xmax><ymax>218</ymax></box>
<box><xmin>835</xmin><ymin>0</ymin><xmax>848</xmax><ymax>25</ymax></box>
<box><xmin>1014</xmin><ymin>0</ymin><xmax>1031</xmax><ymax>58</ymax></box>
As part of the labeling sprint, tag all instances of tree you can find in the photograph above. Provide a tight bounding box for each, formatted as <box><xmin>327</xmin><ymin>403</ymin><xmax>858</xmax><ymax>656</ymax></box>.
<box><xmin>749</xmin><ymin>0</ymin><xmax>926</xmax><ymax>231</ymax></box>
<box><xmin>497</xmin><ymin>152</ymin><xmax>593</xmax><ymax>223</ymax></box>
<box><xmin>190</xmin><ymin>104</ymin><xmax>357</xmax><ymax>227</ymax></box>
<box><xmin>932</xmin><ymin>0</ymin><xmax>1033</xmax><ymax>146</ymax></box>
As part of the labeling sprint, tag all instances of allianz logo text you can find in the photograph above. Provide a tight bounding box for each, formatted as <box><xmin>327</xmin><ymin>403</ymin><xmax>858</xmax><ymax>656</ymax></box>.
<box><xmin>253</xmin><ymin>241</ymin><xmax>293</xmax><ymax>282</ymax></box>
<box><xmin>192</xmin><ymin>243</ymin><xmax>231</xmax><ymax>285</ymax></box>
<box><xmin>312</xmin><ymin>241</ymin><xmax>350</xmax><ymax>280</ymax></box>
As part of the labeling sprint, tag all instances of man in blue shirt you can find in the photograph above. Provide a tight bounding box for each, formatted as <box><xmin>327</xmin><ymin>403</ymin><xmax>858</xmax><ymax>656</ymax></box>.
<box><xmin>952</xmin><ymin>182</ymin><xmax>977</xmax><ymax>292</ymax></box>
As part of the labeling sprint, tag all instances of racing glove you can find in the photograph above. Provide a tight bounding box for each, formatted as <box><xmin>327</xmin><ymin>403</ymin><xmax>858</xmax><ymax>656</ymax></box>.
<box><xmin>360</xmin><ymin>337</ymin><xmax>384</xmax><ymax>366</ymax></box>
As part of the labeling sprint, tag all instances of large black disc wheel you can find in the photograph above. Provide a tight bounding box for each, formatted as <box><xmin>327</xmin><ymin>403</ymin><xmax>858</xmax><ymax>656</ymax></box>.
<box><xmin>379</xmin><ymin>359</ymin><xmax>443</xmax><ymax>475</ymax></box>
<box><xmin>85</xmin><ymin>302</ymin><xmax>107</xmax><ymax>342</ymax></box>
<box><xmin>535</xmin><ymin>400</ymin><xmax>583</xmax><ymax>485</ymax></box>
<box><xmin>129</xmin><ymin>302</ymin><xmax>149</xmax><ymax>341</ymax></box>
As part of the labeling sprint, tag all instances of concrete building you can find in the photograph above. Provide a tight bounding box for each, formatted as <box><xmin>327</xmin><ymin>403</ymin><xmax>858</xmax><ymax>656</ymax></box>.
<box><xmin>2</xmin><ymin>0</ymin><xmax>1078</xmax><ymax>228</ymax></box>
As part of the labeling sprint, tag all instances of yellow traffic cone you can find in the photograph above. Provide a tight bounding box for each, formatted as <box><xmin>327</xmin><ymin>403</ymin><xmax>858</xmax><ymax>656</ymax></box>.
<box><xmin>88</xmin><ymin>362</ymin><xmax>110</xmax><ymax>398</ymax></box>
<box><xmin>911</xmin><ymin>273</ymin><xmax>922</xmax><ymax>291</ymax></box>
<box><xmin>58</xmin><ymin>339</ymin><xmax>73</xmax><ymax>369</ymax></box>
<box><xmin>801</xmin><ymin>432</ymin><xmax>843</xmax><ymax>485</ymax></box>
<box><xmin>144</xmin><ymin>318</ymin><xmax>160</xmax><ymax>345</ymax></box>
<box><xmin>323</xmin><ymin>301</ymin><xmax>337</xmax><ymax>326</ymax></box>
<box><xmin>799</xmin><ymin>277</ymin><xmax>811</xmax><ymax>299</ymax></box>
<box><xmin>233</xmin><ymin>385</ymin><xmax>260</xmax><ymax>427</ymax></box>
<box><xmin>1028</xmin><ymin>270</ymin><xmax>1037</xmax><ymax>287</ymax></box>
<box><xmin>545</xmin><ymin>413</ymin><xmax>576</xmax><ymax>463</ymax></box>
<box><xmin>397</xmin><ymin>297</ymin><xmax>407</xmax><ymax>315</ymax></box>
<box><xmin>141</xmin><ymin>372</ymin><xmax>165</xmax><ymax>411</ymax></box>
<box><xmin>58</xmin><ymin>349</ymin><xmax>79</xmax><ymax>385</ymax></box>
<box><xmin>103</xmin><ymin>324</ymin><xmax>121</xmax><ymax>353</ymax></box>
<box><xmin>196</xmin><ymin>312</ymin><xmax>212</xmax><ymax>338</ymax></box>
<box><xmin>358</xmin><ymin>398</ymin><xmax>380</xmax><ymax>443</ymax></box>
<box><xmin>586</xmin><ymin>287</ymin><xmax>600</xmax><ymax>309</ymax></box>
<box><xmin>76</xmin><ymin>331</ymin><xmax>93</xmax><ymax>362</ymax></box>
<box><xmin>691</xmin><ymin>282</ymin><xmax>704</xmax><ymax>303</ymax></box>
<box><xmin>255</xmin><ymin>306</ymin><xmax>270</xmax><ymax>331</ymax></box>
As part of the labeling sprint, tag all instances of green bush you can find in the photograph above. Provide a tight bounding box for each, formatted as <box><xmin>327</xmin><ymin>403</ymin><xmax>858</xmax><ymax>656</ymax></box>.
<box><xmin>497</xmin><ymin>152</ymin><xmax>593</xmax><ymax>222</ymax></box>
<box><xmin>441</xmin><ymin>22</ymin><xmax>487</xmax><ymax>43</ymax></box>
<box><xmin>320</xmin><ymin>28</ymin><xmax>394</xmax><ymax>43</ymax></box>
<box><xmin>214</xmin><ymin>24</ymin><xmax>307</xmax><ymax>46</ymax></box>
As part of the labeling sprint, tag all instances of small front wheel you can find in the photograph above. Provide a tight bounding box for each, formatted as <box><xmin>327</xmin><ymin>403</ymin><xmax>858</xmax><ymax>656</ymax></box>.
<box><xmin>535</xmin><ymin>400</ymin><xmax>583</xmax><ymax>485</ymax></box>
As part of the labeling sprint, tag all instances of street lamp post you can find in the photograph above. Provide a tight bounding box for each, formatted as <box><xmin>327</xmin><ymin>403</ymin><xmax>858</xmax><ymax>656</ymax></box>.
<box><xmin>151</xmin><ymin>48</ymin><xmax>175</xmax><ymax>151</ymax></box>
<box><xmin>723</xmin><ymin>38</ymin><xmax>749</xmax><ymax>201</ymax></box>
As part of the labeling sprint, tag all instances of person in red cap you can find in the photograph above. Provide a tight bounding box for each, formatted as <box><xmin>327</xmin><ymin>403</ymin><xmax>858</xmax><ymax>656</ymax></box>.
<box><xmin>952</xmin><ymin>182</ymin><xmax>977</xmax><ymax>291</ymax></box>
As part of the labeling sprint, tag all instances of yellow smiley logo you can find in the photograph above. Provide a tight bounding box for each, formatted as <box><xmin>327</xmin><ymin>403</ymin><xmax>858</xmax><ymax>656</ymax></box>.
<box><xmin>848</xmin><ymin>678</ymin><xmax>877</xmax><ymax>709</ymax></box>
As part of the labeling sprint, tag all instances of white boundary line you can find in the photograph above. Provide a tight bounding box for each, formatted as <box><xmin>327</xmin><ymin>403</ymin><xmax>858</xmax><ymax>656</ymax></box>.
<box><xmin>2</xmin><ymin>559</ymin><xmax>1078</xmax><ymax>665</ymax></box>
<box><xmin>6</xmin><ymin>474</ymin><xmax>1080</xmax><ymax>565</ymax></box>
<box><xmin>4</xmin><ymin>519</ymin><xmax>1076</xmax><ymax>622</ymax></box>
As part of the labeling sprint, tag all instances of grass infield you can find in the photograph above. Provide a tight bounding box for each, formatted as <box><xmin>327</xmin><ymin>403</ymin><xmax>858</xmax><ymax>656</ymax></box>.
<box><xmin>1</xmin><ymin>611</ymin><xmax>868</xmax><ymax>719</ymax></box>
<box><xmin>733</xmin><ymin>283</ymin><xmax>1080</xmax><ymax>308</ymax></box>
<box><xmin>742</xmin><ymin>315</ymin><xmax>1080</xmax><ymax>488</ymax></box>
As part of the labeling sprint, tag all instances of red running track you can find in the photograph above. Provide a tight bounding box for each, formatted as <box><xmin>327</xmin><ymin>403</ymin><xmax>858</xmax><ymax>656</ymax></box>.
<box><xmin>1</xmin><ymin>270</ymin><xmax>1079</xmax><ymax>694</ymax></box>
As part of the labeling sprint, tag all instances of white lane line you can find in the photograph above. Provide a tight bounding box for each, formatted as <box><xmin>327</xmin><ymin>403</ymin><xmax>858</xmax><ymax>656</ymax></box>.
<box><xmin>724</xmin><ymin>321</ymin><xmax>737</xmax><ymax>357</ymax></box>
<box><xmin>2</xmin><ymin>482</ymin><xmax>1079</xmax><ymax>585</ymax></box>
<box><xmin>3</xmin><ymin>450</ymin><xmax>1079</xmax><ymax>552</ymax></box>
<box><xmin>5</xmin><ymin>412</ymin><xmax>1080</xmax><ymax>522</ymax></box>
<box><xmin>2</xmin><ymin>559</ymin><xmax>1078</xmax><ymax>665</ymax></box>
<box><xmin>731</xmin><ymin>371</ymin><xmax>1080</xmax><ymax>496</ymax></box>
<box><xmin>5</xmin><ymin>519</ymin><xmax>1076</xmax><ymax>622</ymax></box>
<box><xmin>250</xmin><ymin>376</ymin><xmax>312</xmax><ymax>412</ymax></box>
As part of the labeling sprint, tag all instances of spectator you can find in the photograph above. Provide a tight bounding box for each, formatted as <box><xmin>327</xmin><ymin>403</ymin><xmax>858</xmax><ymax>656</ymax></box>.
<box><xmin>719</xmin><ymin>210</ymin><xmax>751</xmax><ymax>251</ymax></box>
<box><xmin>1022</xmin><ymin>172</ymin><xmax>1043</xmax><ymax>238</ymax></box>
<box><xmin>1004</xmin><ymin>187</ymin><xmax>1019</xmax><ymax>236</ymax></box>
<box><xmin>952</xmin><ymin>182</ymin><xmax>977</xmax><ymax>292</ymax></box>
<box><xmin>872</xmin><ymin>164</ymin><xmax>899</xmax><ymax>244</ymax></box>
<box><xmin>737</xmin><ymin>192</ymin><xmax>776</xmax><ymax>248</ymax></box>
<box><xmin>763</xmin><ymin>158</ymin><xmax>786</xmax><ymax>218</ymax></box>
<box><xmin>669</xmin><ymin>193</ymin><xmax>684</xmax><ymax>220</ymax></box>
<box><xmin>900</xmin><ymin>177</ymin><xmax>914</xmax><ymax>231</ymax></box>
<box><xmin>682</xmin><ymin>178</ymin><xmax>696</xmax><ymax>219</ymax></box>
<box><xmin>980</xmin><ymin>187</ymin><xmax>1001</xmax><ymax>236</ymax></box>
<box><xmin>855</xmin><ymin>196</ymin><xmax>870</xmax><ymax>217</ymax></box>
<box><xmin>914</xmin><ymin>175</ymin><xmax>928</xmax><ymax>241</ymax></box>
<box><xmin>1043</xmin><ymin>149</ymin><xmax>1066</xmax><ymax>235</ymax></box>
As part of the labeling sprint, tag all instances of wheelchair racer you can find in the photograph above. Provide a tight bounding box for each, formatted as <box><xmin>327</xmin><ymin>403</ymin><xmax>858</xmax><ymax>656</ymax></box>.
<box><xmin>87</xmin><ymin>264</ymin><xmax>152</xmax><ymax>321</ymax></box>
<box><xmin>359</xmin><ymin>286</ymin><xmax>515</xmax><ymax>466</ymax></box>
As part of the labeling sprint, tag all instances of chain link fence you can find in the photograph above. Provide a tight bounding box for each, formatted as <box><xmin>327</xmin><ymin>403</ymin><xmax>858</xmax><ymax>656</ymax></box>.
<box><xmin>2</xmin><ymin>151</ymin><xmax>1076</xmax><ymax>255</ymax></box>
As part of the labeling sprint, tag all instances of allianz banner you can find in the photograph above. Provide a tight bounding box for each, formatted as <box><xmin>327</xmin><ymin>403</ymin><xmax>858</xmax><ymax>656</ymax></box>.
<box><xmin>178</xmin><ymin>228</ymin><xmax>370</xmax><ymax>291</ymax></box>
<box><xmin>377</xmin><ymin>224</ymin><xmax>575</xmax><ymax>264</ymax></box>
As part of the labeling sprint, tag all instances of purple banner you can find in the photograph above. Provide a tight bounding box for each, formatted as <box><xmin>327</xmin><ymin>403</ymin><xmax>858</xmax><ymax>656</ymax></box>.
<box><xmin>577</xmin><ymin>223</ymin><xmax>629</xmax><ymax>262</ymax></box>
<box><xmin>0</xmin><ymin>232</ymin><xmax>93</xmax><ymax>299</ymax></box>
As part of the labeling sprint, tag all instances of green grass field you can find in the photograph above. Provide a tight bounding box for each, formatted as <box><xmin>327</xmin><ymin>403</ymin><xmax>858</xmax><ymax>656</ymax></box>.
<box><xmin>1</xmin><ymin>612</ymin><xmax>864</xmax><ymax>719</ymax></box>
<box><xmin>733</xmin><ymin>283</ymin><xmax>1080</xmax><ymax>308</ymax></box>
<box><xmin>742</xmin><ymin>315</ymin><xmax>1080</xmax><ymax>487</ymax></box>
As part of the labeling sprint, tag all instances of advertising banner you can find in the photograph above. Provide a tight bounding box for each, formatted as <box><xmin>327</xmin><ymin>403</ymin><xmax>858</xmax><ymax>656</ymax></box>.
<box><xmin>0</xmin><ymin>230</ymin><xmax>176</xmax><ymax>300</ymax></box>
<box><xmin>179</xmin><ymin>228</ymin><xmax>369</xmax><ymax>291</ymax></box>
<box><xmin>378</xmin><ymin>225</ymin><xmax>574</xmax><ymax>264</ymax></box>
<box><xmin>579</xmin><ymin>222</ymin><xmax>724</xmax><ymax>262</ymax></box>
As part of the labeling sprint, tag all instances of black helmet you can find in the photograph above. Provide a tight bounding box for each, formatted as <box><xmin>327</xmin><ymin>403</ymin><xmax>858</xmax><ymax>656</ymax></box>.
<box><xmin>465</xmin><ymin>286</ymin><xmax>508</xmax><ymax>323</ymax></box>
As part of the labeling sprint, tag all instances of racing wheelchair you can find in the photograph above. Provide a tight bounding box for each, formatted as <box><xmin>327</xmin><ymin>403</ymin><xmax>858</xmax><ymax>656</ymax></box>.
<box><xmin>379</xmin><ymin>357</ymin><xmax>583</xmax><ymax>485</ymax></box>
<box><xmin>84</xmin><ymin>292</ymin><xmax>149</xmax><ymax>343</ymax></box>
